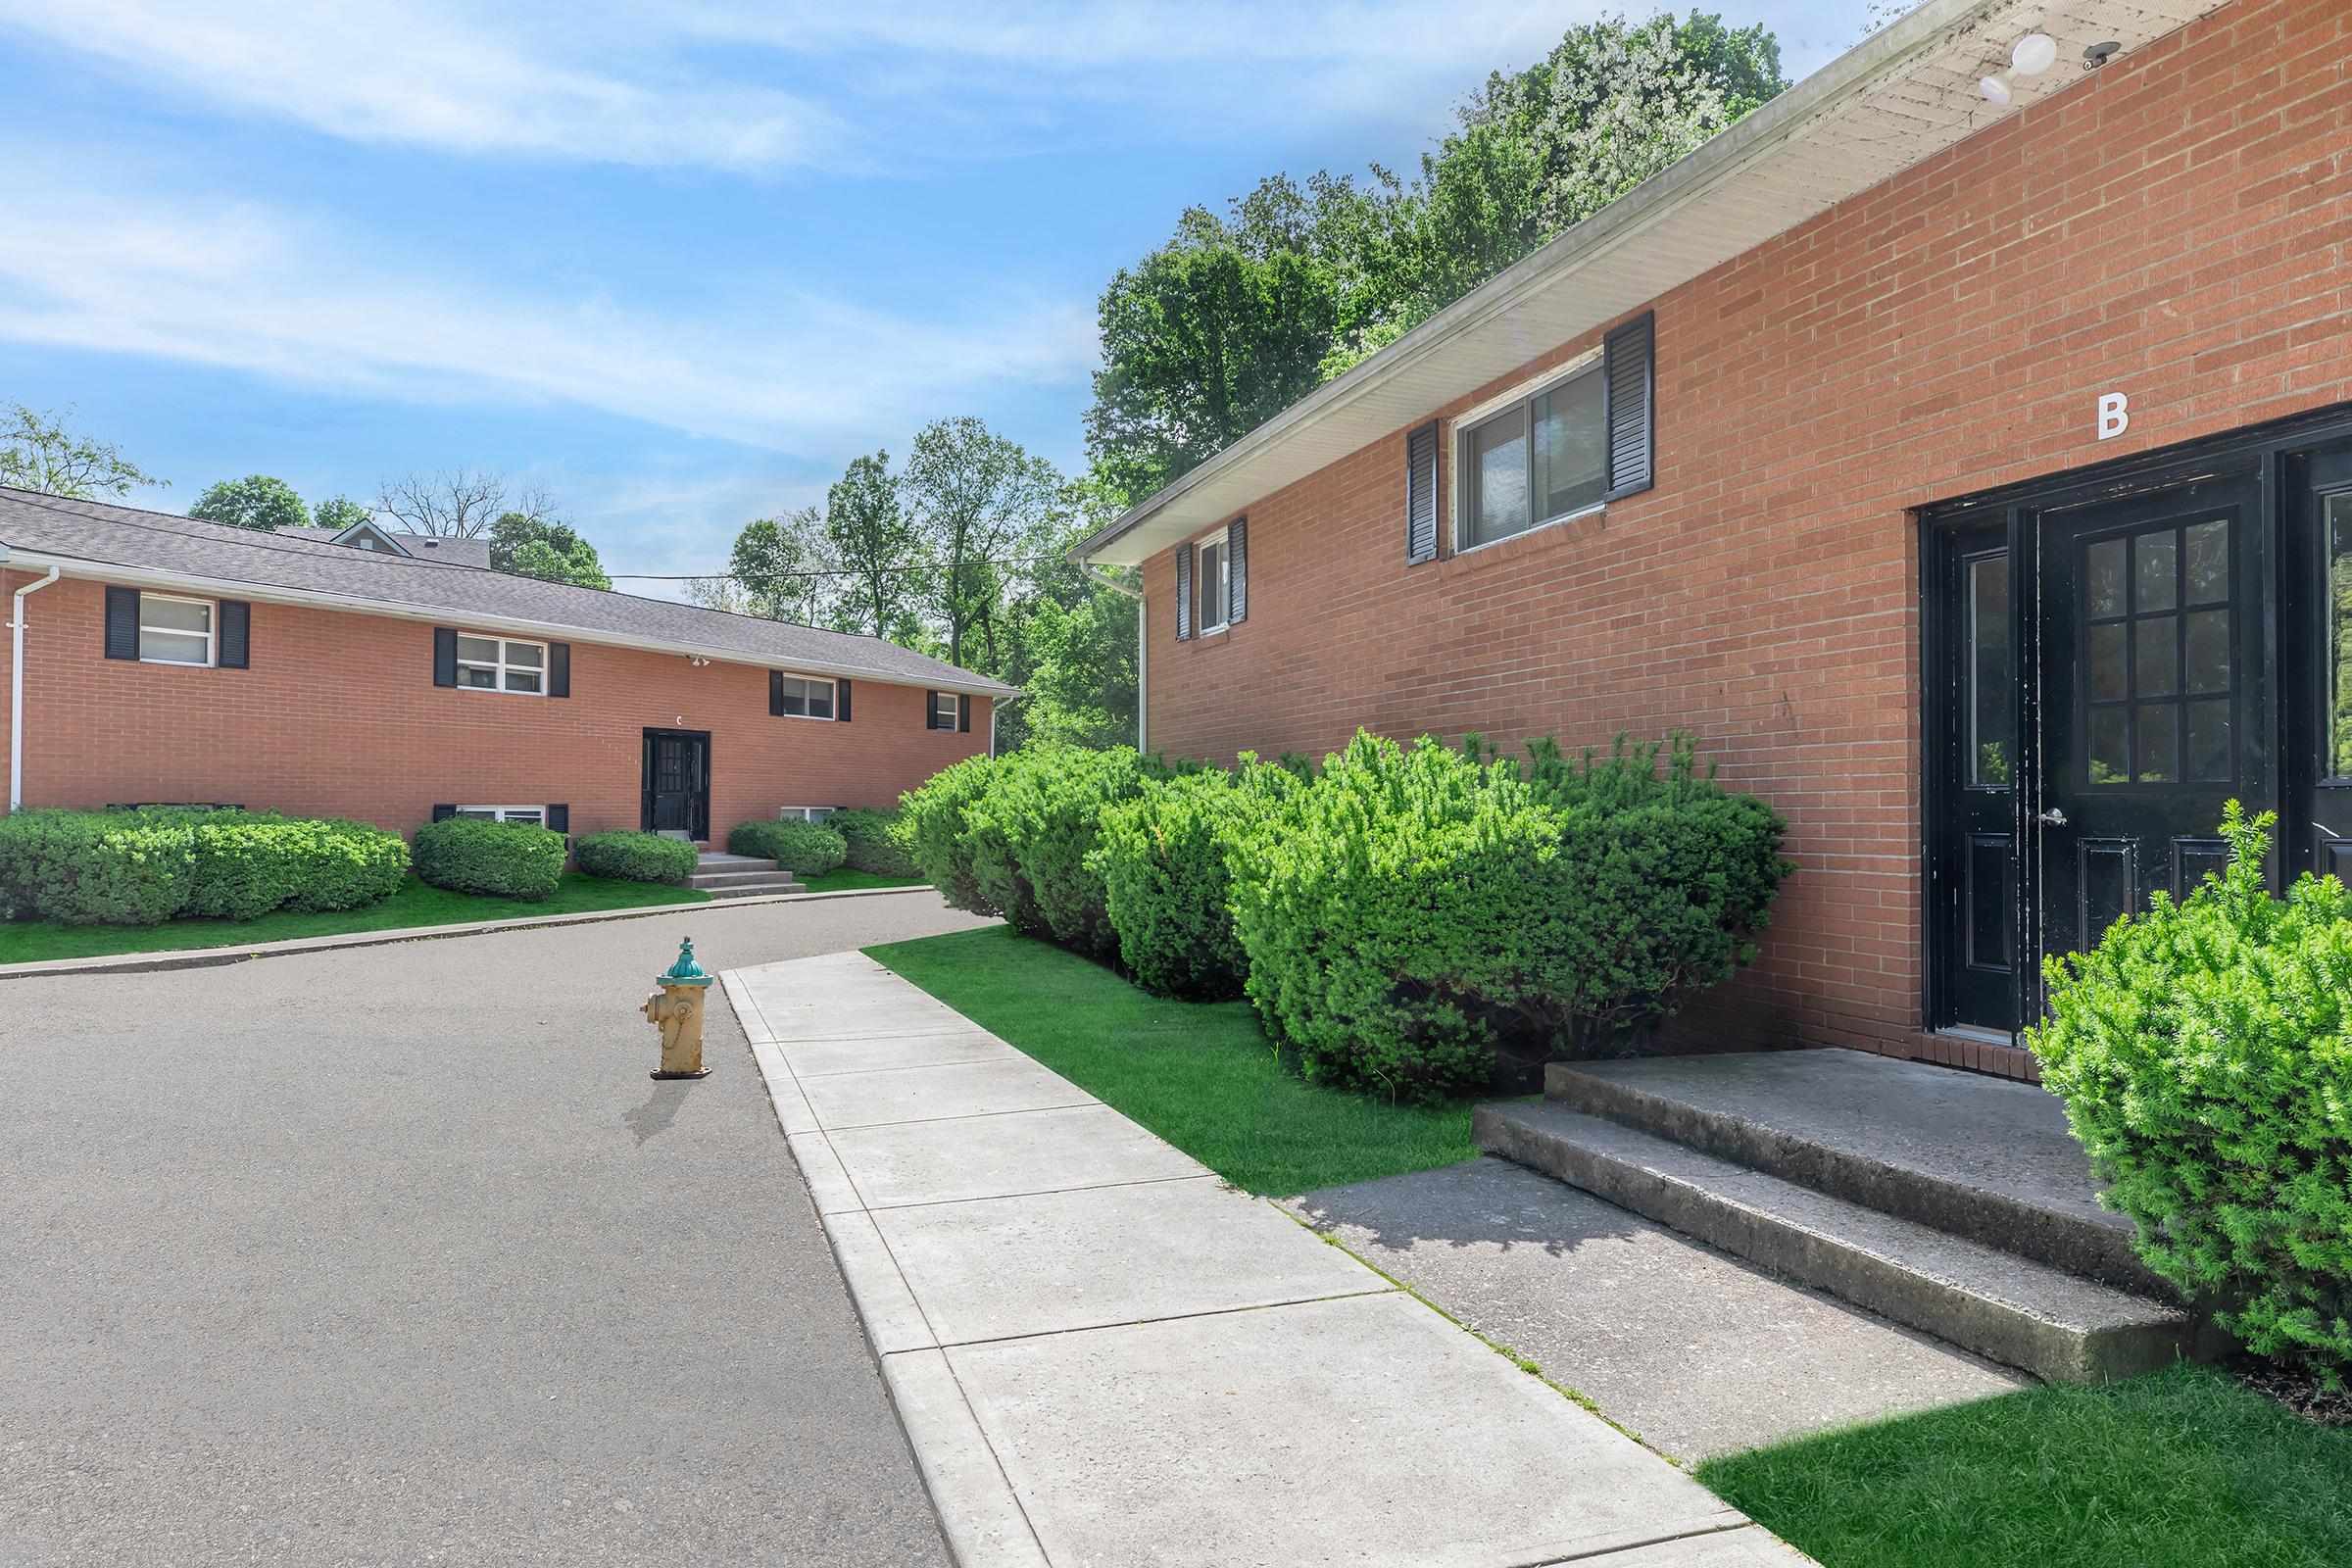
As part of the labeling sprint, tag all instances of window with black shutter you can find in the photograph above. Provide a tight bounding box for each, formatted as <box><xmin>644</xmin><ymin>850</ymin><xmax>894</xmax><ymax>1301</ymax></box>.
<box><xmin>1602</xmin><ymin>311</ymin><xmax>1655</xmax><ymax>500</ymax></box>
<box><xmin>957</xmin><ymin>694</ymin><xmax>972</xmax><ymax>733</ymax></box>
<box><xmin>836</xmin><ymin>678</ymin><xmax>853</xmax><ymax>722</ymax></box>
<box><xmin>927</xmin><ymin>690</ymin><xmax>956</xmax><ymax>730</ymax></box>
<box><xmin>1227</xmin><ymin>516</ymin><xmax>1248</xmax><ymax>624</ymax></box>
<box><xmin>104</xmin><ymin>587</ymin><xmax>140</xmax><ymax>661</ymax></box>
<box><xmin>1174</xmin><ymin>544</ymin><xmax>1194</xmax><ymax>641</ymax></box>
<box><xmin>548</xmin><ymin>641</ymin><xmax>569</xmax><ymax>698</ymax></box>
<box><xmin>1405</xmin><ymin>420</ymin><xmax>1440</xmax><ymax>564</ymax></box>
<box><xmin>218</xmin><ymin>600</ymin><xmax>250</xmax><ymax>669</ymax></box>
<box><xmin>434</xmin><ymin>627</ymin><xmax>459</xmax><ymax>687</ymax></box>
<box><xmin>546</xmin><ymin>804</ymin><xmax>569</xmax><ymax>835</ymax></box>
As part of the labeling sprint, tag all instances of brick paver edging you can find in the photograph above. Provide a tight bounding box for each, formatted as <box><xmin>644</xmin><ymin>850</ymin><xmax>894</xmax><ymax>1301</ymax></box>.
<box><xmin>0</xmin><ymin>885</ymin><xmax>934</xmax><ymax>981</ymax></box>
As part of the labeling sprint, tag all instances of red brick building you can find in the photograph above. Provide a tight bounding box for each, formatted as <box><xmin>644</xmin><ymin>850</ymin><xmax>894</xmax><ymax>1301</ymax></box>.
<box><xmin>1077</xmin><ymin>0</ymin><xmax>2352</xmax><ymax>1079</ymax></box>
<box><xmin>2</xmin><ymin>490</ymin><xmax>1002</xmax><ymax>843</ymax></box>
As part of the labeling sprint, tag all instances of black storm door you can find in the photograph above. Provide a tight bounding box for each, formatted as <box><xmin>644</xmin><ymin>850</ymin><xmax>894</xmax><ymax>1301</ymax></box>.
<box><xmin>641</xmin><ymin>729</ymin><xmax>711</xmax><ymax>840</ymax></box>
<box><xmin>1928</xmin><ymin>520</ymin><xmax>2019</xmax><ymax>1032</ymax></box>
<box><xmin>2035</xmin><ymin>472</ymin><xmax>2275</xmax><ymax>961</ymax></box>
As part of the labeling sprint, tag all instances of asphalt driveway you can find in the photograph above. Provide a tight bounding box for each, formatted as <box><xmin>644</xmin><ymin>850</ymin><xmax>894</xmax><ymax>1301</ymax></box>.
<box><xmin>2</xmin><ymin>891</ymin><xmax>994</xmax><ymax>1567</ymax></box>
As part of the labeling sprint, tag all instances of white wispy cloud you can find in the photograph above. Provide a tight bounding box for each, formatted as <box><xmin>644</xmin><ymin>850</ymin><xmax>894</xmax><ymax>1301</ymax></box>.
<box><xmin>0</xmin><ymin>0</ymin><xmax>1604</xmax><ymax>170</ymax></box>
<box><xmin>0</xmin><ymin>178</ymin><xmax>1097</xmax><ymax>450</ymax></box>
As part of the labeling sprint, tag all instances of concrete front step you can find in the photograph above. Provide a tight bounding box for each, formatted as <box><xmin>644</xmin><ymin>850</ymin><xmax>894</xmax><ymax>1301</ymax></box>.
<box><xmin>1475</xmin><ymin>1102</ymin><xmax>2195</xmax><ymax>1385</ymax></box>
<box><xmin>701</xmin><ymin>879</ymin><xmax>806</xmax><ymax>900</ymax></box>
<box><xmin>1546</xmin><ymin>1052</ymin><xmax>2172</xmax><ymax>1298</ymax></box>
<box><xmin>695</xmin><ymin>854</ymin><xmax>779</xmax><ymax>872</ymax></box>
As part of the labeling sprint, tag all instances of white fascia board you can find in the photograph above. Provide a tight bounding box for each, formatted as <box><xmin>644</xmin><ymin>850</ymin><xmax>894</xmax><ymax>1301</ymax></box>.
<box><xmin>4</xmin><ymin>549</ymin><xmax>1017</xmax><ymax>699</ymax></box>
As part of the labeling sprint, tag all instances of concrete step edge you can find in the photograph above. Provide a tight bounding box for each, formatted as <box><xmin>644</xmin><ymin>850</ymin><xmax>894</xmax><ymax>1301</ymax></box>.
<box><xmin>1544</xmin><ymin>1062</ymin><xmax>2171</xmax><ymax>1298</ymax></box>
<box><xmin>705</xmin><ymin>882</ymin><xmax>806</xmax><ymax>900</ymax></box>
<box><xmin>1477</xmin><ymin>1102</ymin><xmax>2197</xmax><ymax>1385</ymax></box>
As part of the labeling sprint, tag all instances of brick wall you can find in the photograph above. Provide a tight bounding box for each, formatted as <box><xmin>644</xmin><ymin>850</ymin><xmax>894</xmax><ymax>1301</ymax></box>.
<box><xmin>1138</xmin><ymin>0</ymin><xmax>2352</xmax><ymax>1072</ymax></box>
<box><xmin>0</xmin><ymin>573</ymin><xmax>990</xmax><ymax>839</ymax></box>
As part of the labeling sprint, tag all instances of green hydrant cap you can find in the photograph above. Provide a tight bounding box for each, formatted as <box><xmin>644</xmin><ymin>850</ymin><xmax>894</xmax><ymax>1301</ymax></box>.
<box><xmin>660</xmin><ymin>935</ymin><xmax>714</xmax><ymax>987</ymax></box>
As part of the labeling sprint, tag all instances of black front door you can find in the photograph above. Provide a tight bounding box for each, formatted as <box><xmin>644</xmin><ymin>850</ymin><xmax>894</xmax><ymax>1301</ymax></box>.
<box><xmin>2035</xmin><ymin>473</ymin><xmax>2276</xmax><ymax>961</ymax></box>
<box><xmin>1929</xmin><ymin>520</ymin><xmax>2018</xmax><ymax>1032</ymax></box>
<box><xmin>641</xmin><ymin>729</ymin><xmax>710</xmax><ymax>840</ymax></box>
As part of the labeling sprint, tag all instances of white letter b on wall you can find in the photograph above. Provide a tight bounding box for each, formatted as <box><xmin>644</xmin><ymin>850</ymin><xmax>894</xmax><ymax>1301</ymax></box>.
<box><xmin>2097</xmin><ymin>392</ymin><xmax>2130</xmax><ymax>441</ymax></box>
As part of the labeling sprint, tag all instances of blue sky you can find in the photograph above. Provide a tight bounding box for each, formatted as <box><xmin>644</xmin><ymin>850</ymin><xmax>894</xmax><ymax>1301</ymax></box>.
<box><xmin>0</xmin><ymin>2</ymin><xmax>1880</xmax><ymax>594</ymax></box>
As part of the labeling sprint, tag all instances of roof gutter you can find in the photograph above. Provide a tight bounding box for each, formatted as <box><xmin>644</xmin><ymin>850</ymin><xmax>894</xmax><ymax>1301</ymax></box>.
<box><xmin>1072</xmin><ymin>0</ymin><xmax>2005</xmax><ymax>567</ymax></box>
<box><xmin>0</xmin><ymin>547</ymin><xmax>1018</xmax><ymax>700</ymax></box>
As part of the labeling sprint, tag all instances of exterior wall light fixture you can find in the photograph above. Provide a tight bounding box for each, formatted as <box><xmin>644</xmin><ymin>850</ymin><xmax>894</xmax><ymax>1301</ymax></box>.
<box><xmin>1980</xmin><ymin>31</ymin><xmax>2059</xmax><ymax>105</ymax></box>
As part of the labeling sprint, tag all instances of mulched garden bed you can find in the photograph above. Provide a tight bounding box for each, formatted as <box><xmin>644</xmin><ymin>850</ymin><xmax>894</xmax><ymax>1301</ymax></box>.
<box><xmin>2232</xmin><ymin>1359</ymin><xmax>2352</xmax><ymax>1426</ymax></box>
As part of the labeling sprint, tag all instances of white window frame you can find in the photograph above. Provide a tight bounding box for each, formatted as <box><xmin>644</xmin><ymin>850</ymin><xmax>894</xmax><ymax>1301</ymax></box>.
<box><xmin>778</xmin><ymin>806</ymin><xmax>838</xmax><ymax>822</ymax></box>
<box><xmin>929</xmin><ymin>691</ymin><xmax>959</xmax><ymax>730</ymax></box>
<box><xmin>1194</xmin><ymin>527</ymin><xmax>1232</xmax><ymax>635</ymax></box>
<box><xmin>1450</xmin><ymin>350</ymin><xmax>1608</xmax><ymax>556</ymax></box>
<box><xmin>773</xmin><ymin>673</ymin><xmax>837</xmax><ymax>720</ymax></box>
<box><xmin>138</xmin><ymin>592</ymin><xmax>216</xmax><ymax>667</ymax></box>
<box><xmin>454</xmin><ymin>806</ymin><xmax>545</xmax><ymax>827</ymax></box>
<box><xmin>454</xmin><ymin>633</ymin><xmax>548</xmax><ymax>696</ymax></box>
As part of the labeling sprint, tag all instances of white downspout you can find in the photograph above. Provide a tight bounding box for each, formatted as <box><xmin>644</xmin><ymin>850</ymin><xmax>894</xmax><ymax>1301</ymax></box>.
<box><xmin>1081</xmin><ymin>562</ymin><xmax>1146</xmax><ymax>753</ymax></box>
<box><xmin>9</xmin><ymin>561</ymin><xmax>63</xmax><ymax>811</ymax></box>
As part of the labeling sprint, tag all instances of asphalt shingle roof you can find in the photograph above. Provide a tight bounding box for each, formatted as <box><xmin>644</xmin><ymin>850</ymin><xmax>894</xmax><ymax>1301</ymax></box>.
<box><xmin>0</xmin><ymin>487</ymin><xmax>1013</xmax><ymax>695</ymax></box>
<box><xmin>272</xmin><ymin>524</ymin><xmax>494</xmax><ymax>567</ymax></box>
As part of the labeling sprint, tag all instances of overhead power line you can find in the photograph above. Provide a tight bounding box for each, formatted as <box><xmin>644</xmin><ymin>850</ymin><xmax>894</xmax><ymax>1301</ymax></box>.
<box><xmin>610</xmin><ymin>553</ymin><xmax>1075</xmax><ymax>582</ymax></box>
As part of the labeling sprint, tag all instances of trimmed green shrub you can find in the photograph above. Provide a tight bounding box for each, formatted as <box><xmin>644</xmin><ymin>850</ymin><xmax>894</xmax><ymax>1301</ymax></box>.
<box><xmin>729</xmin><ymin>818</ymin><xmax>848</xmax><ymax>875</ymax></box>
<box><xmin>2033</xmin><ymin>804</ymin><xmax>2352</xmax><ymax>1386</ymax></box>
<box><xmin>1092</xmin><ymin>759</ymin><xmax>1298</xmax><ymax>999</ymax></box>
<box><xmin>0</xmin><ymin>807</ymin><xmax>407</xmax><ymax>925</ymax></box>
<box><xmin>901</xmin><ymin>754</ymin><xmax>1003</xmax><ymax>914</ymax></box>
<box><xmin>129</xmin><ymin>808</ymin><xmax>407</xmax><ymax>919</ymax></box>
<box><xmin>0</xmin><ymin>808</ymin><xmax>195</xmax><ymax>925</ymax></box>
<box><xmin>1229</xmin><ymin>733</ymin><xmax>1562</xmax><ymax>1101</ymax></box>
<box><xmin>832</xmin><ymin>808</ymin><xmax>917</xmax><ymax>878</ymax></box>
<box><xmin>964</xmin><ymin>743</ymin><xmax>1157</xmax><ymax>957</ymax></box>
<box><xmin>1227</xmin><ymin>731</ymin><xmax>1791</xmax><ymax>1102</ymax></box>
<box><xmin>572</xmin><ymin>829</ymin><xmax>698</xmax><ymax>884</ymax></box>
<box><xmin>1518</xmin><ymin>735</ymin><xmax>1791</xmax><ymax>1057</ymax></box>
<box><xmin>413</xmin><ymin>815</ymin><xmax>566</xmax><ymax>902</ymax></box>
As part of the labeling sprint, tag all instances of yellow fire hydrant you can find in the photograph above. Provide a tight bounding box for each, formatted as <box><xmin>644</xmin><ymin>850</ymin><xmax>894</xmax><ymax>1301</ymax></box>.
<box><xmin>642</xmin><ymin>935</ymin><xmax>714</xmax><ymax>1080</ymax></box>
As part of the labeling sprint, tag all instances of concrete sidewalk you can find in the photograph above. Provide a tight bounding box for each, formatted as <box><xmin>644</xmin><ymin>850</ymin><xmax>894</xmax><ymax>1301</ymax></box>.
<box><xmin>726</xmin><ymin>951</ymin><xmax>1808</xmax><ymax>1568</ymax></box>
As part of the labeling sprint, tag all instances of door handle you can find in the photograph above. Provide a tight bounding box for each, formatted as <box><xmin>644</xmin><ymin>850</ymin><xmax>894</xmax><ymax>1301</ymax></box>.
<box><xmin>2034</xmin><ymin>807</ymin><xmax>2068</xmax><ymax>827</ymax></box>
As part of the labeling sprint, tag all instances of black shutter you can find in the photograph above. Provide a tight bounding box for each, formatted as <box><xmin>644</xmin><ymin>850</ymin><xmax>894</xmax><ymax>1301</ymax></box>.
<box><xmin>430</xmin><ymin>804</ymin><xmax>457</xmax><ymax>822</ymax></box>
<box><xmin>1602</xmin><ymin>311</ymin><xmax>1656</xmax><ymax>501</ymax></box>
<box><xmin>957</xmin><ymin>694</ymin><xmax>972</xmax><ymax>733</ymax></box>
<box><xmin>1174</xmin><ymin>544</ymin><xmax>1194</xmax><ymax>641</ymax></box>
<box><xmin>433</xmin><ymin>627</ymin><xmax>458</xmax><ymax>687</ymax></box>
<box><xmin>548</xmin><ymin>642</ymin><xmax>569</xmax><ymax>698</ymax></box>
<box><xmin>1227</xmin><ymin>517</ymin><xmax>1248</xmax><ymax>624</ymax></box>
<box><xmin>546</xmin><ymin>804</ymin><xmax>569</xmax><ymax>835</ymax></box>
<box><xmin>836</xmin><ymin>678</ymin><xmax>852</xmax><ymax>722</ymax></box>
<box><xmin>769</xmin><ymin>670</ymin><xmax>785</xmax><ymax>716</ymax></box>
<box><xmin>925</xmin><ymin>690</ymin><xmax>942</xmax><ymax>729</ymax></box>
<box><xmin>218</xmin><ymin>600</ymin><xmax>250</xmax><ymax>668</ymax></box>
<box><xmin>104</xmin><ymin>586</ymin><xmax>140</xmax><ymax>661</ymax></box>
<box><xmin>1406</xmin><ymin>419</ymin><xmax>1440</xmax><ymax>564</ymax></box>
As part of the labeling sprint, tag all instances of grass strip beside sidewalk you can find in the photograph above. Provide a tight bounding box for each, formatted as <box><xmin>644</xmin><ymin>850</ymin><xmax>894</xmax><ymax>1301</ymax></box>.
<box><xmin>1696</xmin><ymin>1363</ymin><xmax>2352</xmax><ymax>1568</ymax></box>
<box><xmin>864</xmin><ymin>924</ymin><xmax>1477</xmax><ymax>1196</ymax></box>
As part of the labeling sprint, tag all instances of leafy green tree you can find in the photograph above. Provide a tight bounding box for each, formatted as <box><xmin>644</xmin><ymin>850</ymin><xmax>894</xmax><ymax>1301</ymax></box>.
<box><xmin>728</xmin><ymin>508</ymin><xmax>832</xmax><ymax>624</ymax></box>
<box><xmin>824</xmin><ymin>452</ymin><xmax>926</xmax><ymax>642</ymax></box>
<box><xmin>903</xmin><ymin>417</ymin><xmax>1062</xmax><ymax>668</ymax></box>
<box><xmin>488</xmin><ymin>509</ymin><xmax>612</xmax><ymax>590</ymax></box>
<box><xmin>189</xmin><ymin>473</ymin><xmax>311</xmax><ymax>532</ymax></box>
<box><xmin>1400</xmin><ymin>14</ymin><xmax>1785</xmax><ymax>319</ymax></box>
<box><xmin>1084</xmin><ymin>13</ymin><xmax>1788</xmax><ymax>496</ymax></box>
<box><xmin>312</xmin><ymin>495</ymin><xmax>373</xmax><ymax>532</ymax></box>
<box><xmin>0</xmin><ymin>402</ymin><xmax>164</xmax><ymax>499</ymax></box>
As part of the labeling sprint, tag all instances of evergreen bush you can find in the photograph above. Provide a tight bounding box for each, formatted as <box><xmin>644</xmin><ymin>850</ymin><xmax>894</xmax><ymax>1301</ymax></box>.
<box><xmin>728</xmin><ymin>817</ymin><xmax>848</xmax><ymax>875</ymax></box>
<box><xmin>2033</xmin><ymin>803</ymin><xmax>2352</xmax><ymax>1386</ymax></box>
<box><xmin>413</xmin><ymin>815</ymin><xmax>566</xmax><ymax>902</ymax></box>
<box><xmin>901</xmin><ymin>754</ymin><xmax>1002</xmax><ymax>914</ymax></box>
<box><xmin>831</xmin><ymin>808</ymin><xmax>917</xmax><ymax>878</ymax></box>
<box><xmin>963</xmin><ymin>742</ymin><xmax>1156</xmax><ymax>957</ymax></box>
<box><xmin>0</xmin><ymin>807</ymin><xmax>407</xmax><ymax>925</ymax></box>
<box><xmin>571</xmin><ymin>829</ymin><xmax>699</xmax><ymax>883</ymax></box>
<box><xmin>1092</xmin><ymin>760</ymin><xmax>1298</xmax><ymax>999</ymax></box>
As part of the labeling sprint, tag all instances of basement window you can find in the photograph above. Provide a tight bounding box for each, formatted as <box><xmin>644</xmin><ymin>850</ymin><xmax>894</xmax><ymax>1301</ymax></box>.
<box><xmin>455</xmin><ymin>806</ymin><xmax>545</xmax><ymax>827</ymax></box>
<box><xmin>138</xmin><ymin>593</ymin><xmax>215</xmax><ymax>666</ymax></box>
<box><xmin>455</xmin><ymin>634</ymin><xmax>546</xmax><ymax>694</ymax></box>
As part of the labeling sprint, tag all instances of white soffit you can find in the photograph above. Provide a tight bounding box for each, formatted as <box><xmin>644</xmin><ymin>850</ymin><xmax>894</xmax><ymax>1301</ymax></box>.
<box><xmin>1078</xmin><ymin>0</ymin><xmax>2227</xmax><ymax>567</ymax></box>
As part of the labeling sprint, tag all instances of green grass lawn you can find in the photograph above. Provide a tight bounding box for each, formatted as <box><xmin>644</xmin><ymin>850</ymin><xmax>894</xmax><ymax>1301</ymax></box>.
<box><xmin>1697</xmin><ymin>1364</ymin><xmax>2352</xmax><ymax>1568</ymax></box>
<box><xmin>799</xmin><ymin>869</ymin><xmax>926</xmax><ymax>894</ymax></box>
<box><xmin>0</xmin><ymin>873</ymin><xmax>709</xmax><ymax>964</ymax></box>
<box><xmin>863</xmin><ymin>924</ymin><xmax>1479</xmax><ymax>1195</ymax></box>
